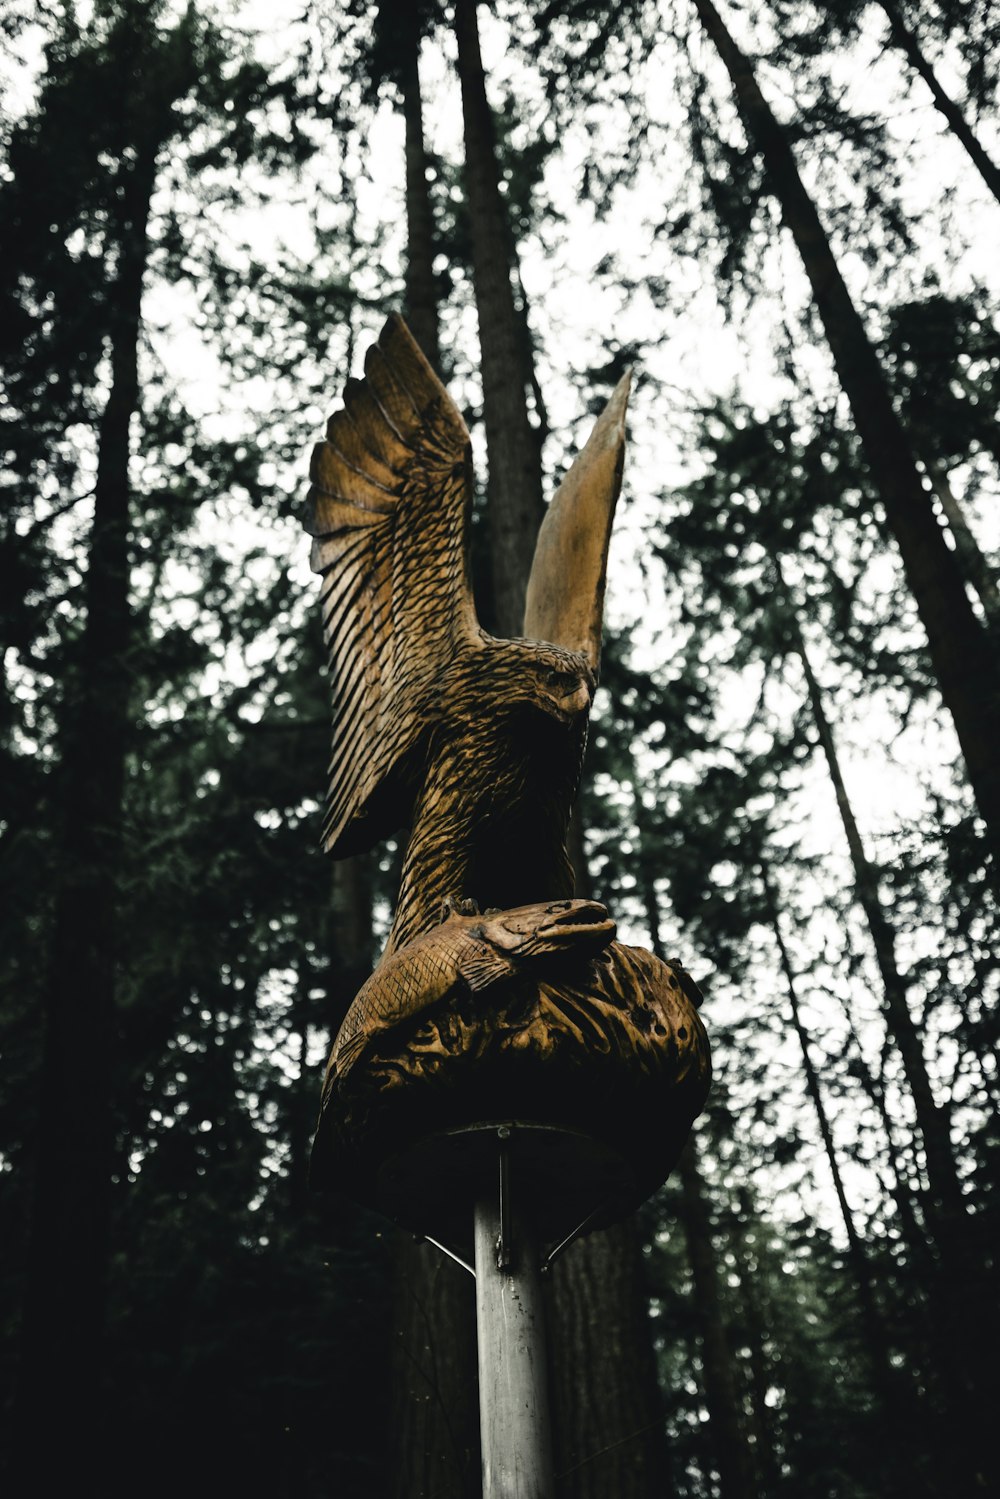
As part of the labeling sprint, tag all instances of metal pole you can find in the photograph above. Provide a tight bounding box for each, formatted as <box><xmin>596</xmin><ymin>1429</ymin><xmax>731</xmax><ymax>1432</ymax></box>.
<box><xmin>474</xmin><ymin>1139</ymin><xmax>556</xmax><ymax>1499</ymax></box>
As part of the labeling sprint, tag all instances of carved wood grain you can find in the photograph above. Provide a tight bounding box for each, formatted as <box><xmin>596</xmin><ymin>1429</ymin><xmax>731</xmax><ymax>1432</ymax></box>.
<box><xmin>306</xmin><ymin>314</ymin><xmax>711</xmax><ymax>1221</ymax></box>
<box><xmin>311</xmin><ymin>941</ymin><xmax>711</xmax><ymax>1216</ymax></box>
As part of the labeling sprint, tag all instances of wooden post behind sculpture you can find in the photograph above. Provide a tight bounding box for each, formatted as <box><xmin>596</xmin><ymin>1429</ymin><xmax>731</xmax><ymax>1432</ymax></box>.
<box><xmin>303</xmin><ymin>315</ymin><xmax>712</xmax><ymax>1496</ymax></box>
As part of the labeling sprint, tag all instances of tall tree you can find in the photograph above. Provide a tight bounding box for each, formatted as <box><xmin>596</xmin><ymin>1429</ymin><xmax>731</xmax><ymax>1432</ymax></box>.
<box><xmin>453</xmin><ymin>8</ymin><xmax>672</xmax><ymax>1494</ymax></box>
<box><xmin>757</xmin><ymin>853</ymin><xmax>932</xmax><ymax>1491</ymax></box>
<box><xmin>0</xmin><ymin>2</ymin><xmax>319</xmax><ymax>1481</ymax></box>
<box><xmin>830</xmin><ymin>0</ymin><xmax>1000</xmax><ymax>203</ymax></box>
<box><xmin>398</xmin><ymin>2</ymin><xmax>441</xmax><ymax>366</ymax></box>
<box><xmin>453</xmin><ymin>0</ymin><xmax>545</xmax><ymax>637</ymax></box>
<box><xmin>774</xmin><ymin>577</ymin><xmax>974</xmax><ymax>1258</ymax></box>
<box><xmin>688</xmin><ymin>0</ymin><xmax>1000</xmax><ymax>875</ymax></box>
<box><xmin>880</xmin><ymin>295</ymin><xmax>1000</xmax><ymax>629</ymax></box>
<box><xmin>878</xmin><ymin>0</ymin><xmax>1000</xmax><ymax>200</ymax></box>
<box><xmin>663</xmin><ymin>383</ymin><xmax>995</xmax><ymax>1484</ymax></box>
<box><xmin>783</xmin><ymin>619</ymin><xmax>993</xmax><ymax>1488</ymax></box>
<box><xmin>7</xmin><ymin>8</ymin><xmax>195</xmax><ymax>1472</ymax></box>
<box><xmin>358</xmin><ymin>0</ymin><xmax>442</xmax><ymax>363</ymax></box>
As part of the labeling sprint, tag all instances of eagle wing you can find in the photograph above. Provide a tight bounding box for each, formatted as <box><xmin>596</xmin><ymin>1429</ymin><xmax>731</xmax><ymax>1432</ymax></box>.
<box><xmin>523</xmin><ymin>371</ymin><xmax>631</xmax><ymax>673</ymax></box>
<box><xmin>305</xmin><ymin>314</ymin><xmax>479</xmax><ymax>855</ymax></box>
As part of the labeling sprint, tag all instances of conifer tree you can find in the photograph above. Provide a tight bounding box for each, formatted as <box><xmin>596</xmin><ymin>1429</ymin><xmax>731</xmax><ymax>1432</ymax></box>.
<box><xmin>794</xmin><ymin>0</ymin><xmax>1000</xmax><ymax>203</ymax></box>
<box><xmin>688</xmin><ymin>0</ymin><xmax>1000</xmax><ymax>876</ymax></box>
<box><xmin>0</xmin><ymin>1</ymin><xmax>331</xmax><ymax>1482</ymax></box>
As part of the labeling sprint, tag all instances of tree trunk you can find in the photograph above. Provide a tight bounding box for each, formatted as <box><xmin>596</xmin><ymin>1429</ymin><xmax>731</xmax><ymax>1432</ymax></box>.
<box><xmin>389</xmin><ymin>30</ymin><xmax>481</xmax><ymax>1494</ymax></box>
<box><xmin>920</xmin><ymin>453</ymin><xmax>1000</xmax><ymax>626</ymax></box>
<box><xmin>548</xmin><ymin>1224</ymin><xmax>670</xmax><ymax>1498</ymax></box>
<box><xmin>293</xmin><ymin>855</ymin><xmax>377</xmax><ymax>1217</ymax></box>
<box><xmin>778</xmin><ymin>591</ymin><xmax>992</xmax><ymax>1488</ymax></box>
<box><xmin>676</xmin><ymin>1139</ymin><xmax>756</xmax><ymax>1499</ymax></box>
<box><xmin>453</xmin><ymin>0</ymin><xmax>544</xmax><ymax>637</ymax></box>
<box><xmin>12</xmin><ymin>143</ymin><xmax>156</xmax><ymax>1484</ymax></box>
<box><xmin>546</xmin><ymin>786</ymin><xmax>669</xmax><ymax>1499</ymax></box>
<box><xmin>447</xmin><ymin>12</ymin><xmax>672</xmax><ymax>1495</ymax></box>
<box><xmin>290</xmin><ymin>972</ymin><xmax>317</xmax><ymax>1220</ymax></box>
<box><xmin>787</xmin><ymin>615</ymin><xmax>970</xmax><ymax>1249</ymax></box>
<box><xmin>876</xmin><ymin>0</ymin><xmax>1000</xmax><ymax>205</ymax></box>
<box><xmin>758</xmin><ymin>859</ymin><xmax>931</xmax><ymax>1488</ymax></box>
<box><xmin>728</xmin><ymin>1192</ymin><xmax>783</xmax><ymax>1496</ymax></box>
<box><xmin>836</xmin><ymin>995</ymin><xmax>937</xmax><ymax>1287</ymax></box>
<box><xmin>692</xmin><ymin>0</ymin><xmax>1000</xmax><ymax>865</ymax></box>
<box><xmin>391</xmin><ymin>1244</ymin><xmax>481</xmax><ymax>1499</ymax></box>
<box><xmin>399</xmin><ymin>16</ymin><xmax>440</xmax><ymax>370</ymax></box>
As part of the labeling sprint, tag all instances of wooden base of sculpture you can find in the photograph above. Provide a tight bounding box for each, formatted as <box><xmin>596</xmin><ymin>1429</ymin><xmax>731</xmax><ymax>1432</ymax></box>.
<box><xmin>310</xmin><ymin>940</ymin><xmax>710</xmax><ymax>1244</ymax></box>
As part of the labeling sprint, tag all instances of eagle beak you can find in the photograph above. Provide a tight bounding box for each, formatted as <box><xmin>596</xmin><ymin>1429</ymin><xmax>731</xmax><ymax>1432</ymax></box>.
<box><xmin>561</xmin><ymin>681</ymin><xmax>592</xmax><ymax>718</ymax></box>
<box><xmin>542</xmin><ymin>678</ymin><xmax>592</xmax><ymax>725</ymax></box>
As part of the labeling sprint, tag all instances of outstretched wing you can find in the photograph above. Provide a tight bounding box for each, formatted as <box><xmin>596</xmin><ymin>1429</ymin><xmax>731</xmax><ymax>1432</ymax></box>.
<box><xmin>523</xmin><ymin>371</ymin><xmax>631</xmax><ymax>672</ymax></box>
<box><xmin>305</xmin><ymin>314</ymin><xmax>479</xmax><ymax>855</ymax></box>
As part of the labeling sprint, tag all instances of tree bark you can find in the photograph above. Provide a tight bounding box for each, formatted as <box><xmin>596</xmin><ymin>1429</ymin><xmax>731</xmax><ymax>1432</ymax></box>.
<box><xmin>293</xmin><ymin>855</ymin><xmax>377</xmax><ymax>1217</ymax></box>
<box><xmin>546</xmin><ymin>785</ymin><xmax>670</xmax><ymax>1499</ymax></box>
<box><xmin>692</xmin><ymin>0</ymin><xmax>1000</xmax><ymax>865</ymax></box>
<box><xmin>876</xmin><ymin>0</ymin><xmax>1000</xmax><ymax>205</ymax></box>
<box><xmin>548</xmin><ymin>1224</ymin><xmax>670</xmax><ymax>1499</ymax></box>
<box><xmin>12</xmin><ymin>141</ymin><xmax>156</xmax><ymax>1483</ymax></box>
<box><xmin>391</xmin><ymin>1243</ymin><xmax>481</xmax><ymax>1499</ymax></box>
<box><xmin>399</xmin><ymin>15</ymin><xmax>440</xmax><ymax>370</ymax></box>
<box><xmin>453</xmin><ymin>0</ymin><xmax>545</xmax><ymax>637</ymax></box>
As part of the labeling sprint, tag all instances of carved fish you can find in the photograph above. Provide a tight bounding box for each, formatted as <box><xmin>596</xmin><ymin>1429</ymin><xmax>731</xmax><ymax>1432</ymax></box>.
<box><xmin>323</xmin><ymin>898</ymin><xmax>616</xmax><ymax>1091</ymax></box>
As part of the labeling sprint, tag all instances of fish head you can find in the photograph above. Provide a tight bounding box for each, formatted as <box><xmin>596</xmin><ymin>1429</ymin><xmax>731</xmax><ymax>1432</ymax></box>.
<box><xmin>482</xmin><ymin>898</ymin><xmax>616</xmax><ymax>960</ymax></box>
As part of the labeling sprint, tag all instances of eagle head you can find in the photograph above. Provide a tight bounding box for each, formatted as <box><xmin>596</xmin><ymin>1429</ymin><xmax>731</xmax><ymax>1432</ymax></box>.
<box><xmin>519</xmin><ymin>642</ymin><xmax>595</xmax><ymax>726</ymax></box>
<box><xmin>436</xmin><ymin>637</ymin><xmax>595</xmax><ymax>739</ymax></box>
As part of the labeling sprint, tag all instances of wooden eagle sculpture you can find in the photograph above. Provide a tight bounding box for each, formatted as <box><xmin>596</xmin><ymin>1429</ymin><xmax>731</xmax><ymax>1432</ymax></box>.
<box><xmin>305</xmin><ymin>314</ymin><xmax>710</xmax><ymax>1226</ymax></box>
<box><xmin>304</xmin><ymin>312</ymin><xmax>625</xmax><ymax>952</ymax></box>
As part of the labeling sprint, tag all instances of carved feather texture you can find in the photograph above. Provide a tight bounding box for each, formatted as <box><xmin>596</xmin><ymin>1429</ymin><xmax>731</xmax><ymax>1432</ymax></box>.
<box><xmin>305</xmin><ymin>314</ymin><xmax>480</xmax><ymax>854</ymax></box>
<box><xmin>307</xmin><ymin>314</ymin><xmax>630</xmax><ymax>863</ymax></box>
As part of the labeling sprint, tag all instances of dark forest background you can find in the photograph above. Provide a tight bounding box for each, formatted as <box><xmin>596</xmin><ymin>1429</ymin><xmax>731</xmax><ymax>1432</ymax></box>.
<box><xmin>1</xmin><ymin>1</ymin><xmax>998</xmax><ymax>1495</ymax></box>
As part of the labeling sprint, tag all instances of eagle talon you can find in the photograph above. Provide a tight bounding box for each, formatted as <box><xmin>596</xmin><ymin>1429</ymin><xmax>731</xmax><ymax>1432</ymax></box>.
<box><xmin>439</xmin><ymin>895</ymin><xmax>480</xmax><ymax>921</ymax></box>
